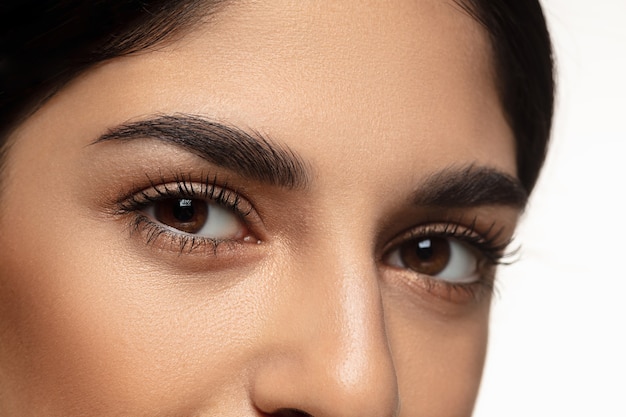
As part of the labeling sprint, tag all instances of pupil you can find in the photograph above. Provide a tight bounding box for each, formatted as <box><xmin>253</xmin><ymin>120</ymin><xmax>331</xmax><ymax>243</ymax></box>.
<box><xmin>153</xmin><ymin>198</ymin><xmax>208</xmax><ymax>234</ymax></box>
<box><xmin>416</xmin><ymin>239</ymin><xmax>434</xmax><ymax>260</ymax></box>
<box><xmin>173</xmin><ymin>199</ymin><xmax>195</xmax><ymax>222</ymax></box>
<box><xmin>398</xmin><ymin>236</ymin><xmax>451</xmax><ymax>276</ymax></box>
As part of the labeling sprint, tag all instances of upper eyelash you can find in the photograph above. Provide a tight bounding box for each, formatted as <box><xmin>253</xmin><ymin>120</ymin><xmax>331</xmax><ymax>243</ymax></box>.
<box><xmin>115</xmin><ymin>174</ymin><xmax>517</xmax><ymax>274</ymax></box>
<box><xmin>115</xmin><ymin>172</ymin><xmax>253</xmax><ymax>254</ymax></box>
<box><xmin>403</xmin><ymin>218</ymin><xmax>517</xmax><ymax>267</ymax></box>
<box><xmin>434</xmin><ymin>218</ymin><xmax>517</xmax><ymax>265</ymax></box>
<box><xmin>117</xmin><ymin>172</ymin><xmax>249</xmax><ymax>217</ymax></box>
<box><xmin>384</xmin><ymin>219</ymin><xmax>516</xmax><ymax>302</ymax></box>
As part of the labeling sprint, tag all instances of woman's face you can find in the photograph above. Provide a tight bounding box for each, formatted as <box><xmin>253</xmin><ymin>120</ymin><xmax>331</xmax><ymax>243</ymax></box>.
<box><xmin>0</xmin><ymin>1</ymin><xmax>523</xmax><ymax>416</ymax></box>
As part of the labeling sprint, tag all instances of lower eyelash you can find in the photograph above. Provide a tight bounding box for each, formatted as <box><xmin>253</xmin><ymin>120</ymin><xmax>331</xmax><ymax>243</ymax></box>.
<box><xmin>423</xmin><ymin>274</ymin><xmax>496</xmax><ymax>302</ymax></box>
<box><xmin>129</xmin><ymin>213</ymin><xmax>232</xmax><ymax>256</ymax></box>
<box><xmin>382</xmin><ymin>217</ymin><xmax>517</xmax><ymax>303</ymax></box>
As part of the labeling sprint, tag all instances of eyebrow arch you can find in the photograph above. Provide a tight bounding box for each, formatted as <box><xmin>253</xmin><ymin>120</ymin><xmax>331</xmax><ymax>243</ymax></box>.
<box><xmin>93</xmin><ymin>113</ymin><xmax>310</xmax><ymax>189</ymax></box>
<box><xmin>414</xmin><ymin>164</ymin><xmax>528</xmax><ymax>209</ymax></box>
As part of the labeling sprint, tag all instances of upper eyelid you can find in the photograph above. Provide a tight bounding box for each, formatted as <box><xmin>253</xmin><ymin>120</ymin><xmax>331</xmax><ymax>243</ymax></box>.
<box><xmin>117</xmin><ymin>180</ymin><xmax>266</xmax><ymax>255</ymax></box>
<box><xmin>117</xmin><ymin>176</ymin><xmax>256</xmax><ymax>221</ymax></box>
<box><xmin>384</xmin><ymin>219</ymin><xmax>500</xmax><ymax>246</ymax></box>
<box><xmin>113</xmin><ymin>172</ymin><xmax>514</xmax><ymax>254</ymax></box>
<box><xmin>93</xmin><ymin>121</ymin><xmax>524</xmax><ymax>211</ymax></box>
<box><xmin>381</xmin><ymin>221</ymin><xmax>513</xmax><ymax>265</ymax></box>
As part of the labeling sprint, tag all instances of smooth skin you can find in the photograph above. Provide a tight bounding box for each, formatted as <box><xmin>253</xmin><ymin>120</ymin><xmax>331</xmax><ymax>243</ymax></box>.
<box><xmin>0</xmin><ymin>1</ymin><xmax>520</xmax><ymax>416</ymax></box>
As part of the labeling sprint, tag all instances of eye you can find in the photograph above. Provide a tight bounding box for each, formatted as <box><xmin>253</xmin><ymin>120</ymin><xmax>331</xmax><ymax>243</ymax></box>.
<box><xmin>386</xmin><ymin>236</ymin><xmax>479</xmax><ymax>283</ymax></box>
<box><xmin>143</xmin><ymin>197</ymin><xmax>248</xmax><ymax>240</ymax></box>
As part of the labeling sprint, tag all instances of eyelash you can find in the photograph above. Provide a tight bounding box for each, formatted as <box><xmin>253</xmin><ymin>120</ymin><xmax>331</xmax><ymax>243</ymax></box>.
<box><xmin>423</xmin><ymin>220</ymin><xmax>512</xmax><ymax>265</ymax></box>
<box><xmin>384</xmin><ymin>220</ymin><xmax>515</xmax><ymax>302</ymax></box>
<box><xmin>115</xmin><ymin>174</ymin><xmax>514</xmax><ymax>302</ymax></box>
<box><xmin>116</xmin><ymin>173</ymin><xmax>254</xmax><ymax>255</ymax></box>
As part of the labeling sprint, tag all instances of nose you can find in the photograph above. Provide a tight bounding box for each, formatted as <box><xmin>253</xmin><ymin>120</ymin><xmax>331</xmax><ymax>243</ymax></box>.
<box><xmin>250</xmin><ymin>244</ymin><xmax>400</xmax><ymax>417</ymax></box>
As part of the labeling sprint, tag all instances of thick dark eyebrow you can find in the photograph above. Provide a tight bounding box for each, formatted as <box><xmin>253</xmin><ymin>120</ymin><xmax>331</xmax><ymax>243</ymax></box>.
<box><xmin>415</xmin><ymin>165</ymin><xmax>528</xmax><ymax>209</ymax></box>
<box><xmin>93</xmin><ymin>114</ymin><xmax>310</xmax><ymax>189</ymax></box>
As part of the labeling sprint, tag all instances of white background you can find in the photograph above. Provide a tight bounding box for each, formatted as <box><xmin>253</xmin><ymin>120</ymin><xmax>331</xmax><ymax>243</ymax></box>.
<box><xmin>474</xmin><ymin>1</ymin><xmax>626</xmax><ymax>416</ymax></box>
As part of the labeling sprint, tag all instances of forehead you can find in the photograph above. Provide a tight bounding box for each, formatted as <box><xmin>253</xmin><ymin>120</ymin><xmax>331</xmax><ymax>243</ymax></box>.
<box><xmin>12</xmin><ymin>0</ymin><xmax>516</xmax><ymax>188</ymax></box>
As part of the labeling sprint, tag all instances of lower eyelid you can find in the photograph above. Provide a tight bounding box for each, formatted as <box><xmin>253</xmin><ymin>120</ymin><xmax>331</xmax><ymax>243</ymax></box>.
<box><xmin>128</xmin><ymin>213</ymin><xmax>259</xmax><ymax>259</ymax></box>
<box><xmin>113</xmin><ymin>186</ymin><xmax>266</xmax><ymax>262</ymax></box>
<box><xmin>379</xmin><ymin>221</ymin><xmax>507</xmax><ymax>304</ymax></box>
<box><xmin>382</xmin><ymin>262</ymin><xmax>496</xmax><ymax>305</ymax></box>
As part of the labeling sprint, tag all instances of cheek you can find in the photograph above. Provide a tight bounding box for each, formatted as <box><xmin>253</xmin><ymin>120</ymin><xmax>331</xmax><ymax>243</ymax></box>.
<box><xmin>0</xmin><ymin>212</ymin><xmax>263</xmax><ymax>415</ymax></box>
<box><xmin>383</xmin><ymin>295</ymin><xmax>490</xmax><ymax>415</ymax></box>
<box><xmin>0</xmin><ymin>235</ymin><xmax>123</xmax><ymax>414</ymax></box>
<box><xmin>0</xmin><ymin>127</ymin><xmax>276</xmax><ymax>416</ymax></box>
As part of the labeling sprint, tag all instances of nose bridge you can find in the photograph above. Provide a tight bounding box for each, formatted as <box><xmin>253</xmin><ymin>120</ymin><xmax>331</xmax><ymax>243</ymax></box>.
<box><xmin>320</xmin><ymin>256</ymin><xmax>389</xmax><ymax>391</ymax></box>
<box><xmin>251</xmin><ymin>233</ymin><xmax>399</xmax><ymax>417</ymax></box>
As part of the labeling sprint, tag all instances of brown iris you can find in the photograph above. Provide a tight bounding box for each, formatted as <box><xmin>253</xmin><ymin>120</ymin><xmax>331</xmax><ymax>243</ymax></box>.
<box><xmin>399</xmin><ymin>237</ymin><xmax>451</xmax><ymax>276</ymax></box>
<box><xmin>154</xmin><ymin>198</ymin><xmax>208</xmax><ymax>234</ymax></box>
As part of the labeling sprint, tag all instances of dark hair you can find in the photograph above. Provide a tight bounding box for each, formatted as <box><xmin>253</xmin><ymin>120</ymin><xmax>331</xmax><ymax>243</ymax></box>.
<box><xmin>0</xmin><ymin>0</ymin><xmax>554</xmax><ymax>193</ymax></box>
<box><xmin>455</xmin><ymin>0</ymin><xmax>555</xmax><ymax>194</ymax></box>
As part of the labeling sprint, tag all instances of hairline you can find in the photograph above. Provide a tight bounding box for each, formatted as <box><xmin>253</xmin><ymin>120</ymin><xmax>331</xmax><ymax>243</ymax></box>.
<box><xmin>0</xmin><ymin>0</ymin><xmax>552</xmax><ymax>196</ymax></box>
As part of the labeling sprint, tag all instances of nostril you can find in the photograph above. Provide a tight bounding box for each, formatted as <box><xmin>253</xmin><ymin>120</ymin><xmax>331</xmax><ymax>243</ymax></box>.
<box><xmin>272</xmin><ymin>408</ymin><xmax>313</xmax><ymax>417</ymax></box>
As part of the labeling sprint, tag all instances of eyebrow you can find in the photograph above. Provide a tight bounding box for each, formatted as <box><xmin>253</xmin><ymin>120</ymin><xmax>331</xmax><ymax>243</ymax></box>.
<box><xmin>414</xmin><ymin>164</ymin><xmax>528</xmax><ymax>209</ymax></box>
<box><xmin>93</xmin><ymin>114</ymin><xmax>310</xmax><ymax>189</ymax></box>
<box><xmin>93</xmin><ymin>114</ymin><xmax>525</xmax><ymax>209</ymax></box>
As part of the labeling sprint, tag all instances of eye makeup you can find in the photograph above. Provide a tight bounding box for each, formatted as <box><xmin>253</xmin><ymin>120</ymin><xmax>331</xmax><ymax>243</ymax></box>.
<box><xmin>111</xmin><ymin>168</ymin><xmax>515</xmax><ymax>305</ymax></box>
<box><xmin>84</xmin><ymin>117</ymin><xmax>520</xmax><ymax>307</ymax></box>
<box><xmin>114</xmin><ymin>171</ymin><xmax>264</xmax><ymax>258</ymax></box>
<box><xmin>381</xmin><ymin>217</ymin><xmax>516</xmax><ymax>305</ymax></box>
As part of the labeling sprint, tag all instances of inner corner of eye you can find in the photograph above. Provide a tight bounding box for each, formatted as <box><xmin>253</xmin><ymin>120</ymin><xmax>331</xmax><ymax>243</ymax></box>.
<box><xmin>242</xmin><ymin>235</ymin><xmax>262</xmax><ymax>245</ymax></box>
<box><xmin>384</xmin><ymin>248</ymin><xmax>404</xmax><ymax>268</ymax></box>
